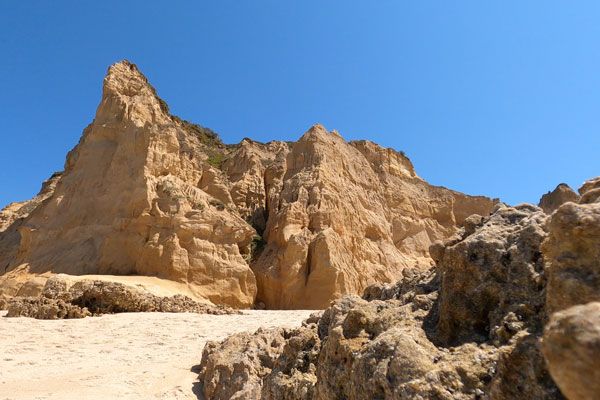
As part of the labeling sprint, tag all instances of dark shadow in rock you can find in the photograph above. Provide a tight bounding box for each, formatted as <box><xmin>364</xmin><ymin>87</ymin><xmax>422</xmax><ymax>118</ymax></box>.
<box><xmin>190</xmin><ymin>364</ymin><xmax>205</xmax><ymax>400</ymax></box>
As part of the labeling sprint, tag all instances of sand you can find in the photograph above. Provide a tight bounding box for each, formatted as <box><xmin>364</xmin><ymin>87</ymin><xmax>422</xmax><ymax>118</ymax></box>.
<box><xmin>0</xmin><ymin>310</ymin><xmax>313</xmax><ymax>400</ymax></box>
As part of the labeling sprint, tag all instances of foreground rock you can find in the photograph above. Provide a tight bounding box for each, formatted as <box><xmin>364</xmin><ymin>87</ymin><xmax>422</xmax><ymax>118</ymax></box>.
<box><xmin>542</xmin><ymin>302</ymin><xmax>600</xmax><ymax>400</ymax></box>
<box><xmin>0</xmin><ymin>61</ymin><xmax>496</xmax><ymax>309</ymax></box>
<box><xmin>198</xmin><ymin>180</ymin><xmax>600</xmax><ymax>399</ymax></box>
<box><xmin>5</xmin><ymin>276</ymin><xmax>234</xmax><ymax>319</ymax></box>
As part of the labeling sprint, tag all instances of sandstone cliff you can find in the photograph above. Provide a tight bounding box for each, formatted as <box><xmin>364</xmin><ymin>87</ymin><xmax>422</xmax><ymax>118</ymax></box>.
<box><xmin>0</xmin><ymin>61</ymin><xmax>496</xmax><ymax>309</ymax></box>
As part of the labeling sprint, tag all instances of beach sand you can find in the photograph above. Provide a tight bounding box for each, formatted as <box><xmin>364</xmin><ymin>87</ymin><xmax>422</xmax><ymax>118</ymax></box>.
<box><xmin>0</xmin><ymin>310</ymin><xmax>313</xmax><ymax>399</ymax></box>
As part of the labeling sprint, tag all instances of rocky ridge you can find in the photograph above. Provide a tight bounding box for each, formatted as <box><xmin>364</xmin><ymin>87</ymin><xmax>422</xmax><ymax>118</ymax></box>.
<box><xmin>0</xmin><ymin>61</ymin><xmax>497</xmax><ymax>309</ymax></box>
<box><xmin>198</xmin><ymin>177</ymin><xmax>600</xmax><ymax>399</ymax></box>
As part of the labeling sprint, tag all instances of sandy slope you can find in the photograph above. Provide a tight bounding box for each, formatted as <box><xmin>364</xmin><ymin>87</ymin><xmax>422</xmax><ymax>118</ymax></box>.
<box><xmin>0</xmin><ymin>310</ymin><xmax>313</xmax><ymax>400</ymax></box>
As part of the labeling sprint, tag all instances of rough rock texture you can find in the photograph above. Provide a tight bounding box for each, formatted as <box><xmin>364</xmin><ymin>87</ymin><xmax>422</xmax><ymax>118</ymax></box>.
<box><xmin>435</xmin><ymin>203</ymin><xmax>548</xmax><ymax>346</ymax></box>
<box><xmin>199</xmin><ymin>327</ymin><xmax>289</xmax><ymax>400</ymax></box>
<box><xmin>538</xmin><ymin>183</ymin><xmax>580</xmax><ymax>214</ymax></box>
<box><xmin>5</xmin><ymin>276</ymin><xmax>234</xmax><ymax>319</ymax></box>
<box><xmin>251</xmin><ymin>129</ymin><xmax>497</xmax><ymax>308</ymax></box>
<box><xmin>542</xmin><ymin>302</ymin><xmax>600</xmax><ymax>400</ymax></box>
<box><xmin>198</xmin><ymin>204</ymin><xmax>572</xmax><ymax>399</ymax></box>
<box><xmin>543</xmin><ymin>178</ymin><xmax>600</xmax><ymax>314</ymax></box>
<box><xmin>0</xmin><ymin>61</ymin><xmax>496</xmax><ymax>309</ymax></box>
<box><xmin>6</xmin><ymin>297</ymin><xmax>91</xmax><ymax>319</ymax></box>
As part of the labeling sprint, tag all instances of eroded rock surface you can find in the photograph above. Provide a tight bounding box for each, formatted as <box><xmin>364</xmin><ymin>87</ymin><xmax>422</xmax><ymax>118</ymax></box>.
<box><xmin>197</xmin><ymin>203</ymin><xmax>573</xmax><ymax>399</ymax></box>
<box><xmin>435</xmin><ymin>204</ymin><xmax>548</xmax><ymax>346</ymax></box>
<box><xmin>0</xmin><ymin>60</ymin><xmax>496</xmax><ymax>309</ymax></box>
<box><xmin>543</xmin><ymin>179</ymin><xmax>600</xmax><ymax>314</ymax></box>
<box><xmin>252</xmin><ymin>129</ymin><xmax>496</xmax><ymax>309</ymax></box>
<box><xmin>542</xmin><ymin>302</ymin><xmax>600</xmax><ymax>400</ymax></box>
<box><xmin>538</xmin><ymin>183</ymin><xmax>580</xmax><ymax>214</ymax></box>
<box><xmin>5</xmin><ymin>276</ymin><xmax>234</xmax><ymax>319</ymax></box>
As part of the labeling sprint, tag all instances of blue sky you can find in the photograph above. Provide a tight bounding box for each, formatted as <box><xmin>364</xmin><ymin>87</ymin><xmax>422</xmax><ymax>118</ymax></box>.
<box><xmin>1</xmin><ymin>1</ymin><xmax>599</xmax><ymax>207</ymax></box>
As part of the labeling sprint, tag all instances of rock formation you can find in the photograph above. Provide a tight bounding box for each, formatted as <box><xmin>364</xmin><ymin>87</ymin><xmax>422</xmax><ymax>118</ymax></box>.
<box><xmin>250</xmin><ymin>129</ymin><xmax>496</xmax><ymax>309</ymax></box>
<box><xmin>538</xmin><ymin>183</ymin><xmax>580</xmax><ymax>214</ymax></box>
<box><xmin>198</xmin><ymin>177</ymin><xmax>600</xmax><ymax>399</ymax></box>
<box><xmin>542</xmin><ymin>302</ymin><xmax>600</xmax><ymax>400</ymax></box>
<box><xmin>5</xmin><ymin>275</ymin><xmax>234</xmax><ymax>319</ymax></box>
<box><xmin>543</xmin><ymin>177</ymin><xmax>600</xmax><ymax>314</ymax></box>
<box><xmin>0</xmin><ymin>61</ymin><xmax>497</xmax><ymax>309</ymax></box>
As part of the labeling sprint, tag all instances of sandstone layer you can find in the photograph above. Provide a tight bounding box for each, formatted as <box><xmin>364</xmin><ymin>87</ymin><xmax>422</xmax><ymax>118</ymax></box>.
<box><xmin>198</xmin><ymin>177</ymin><xmax>600</xmax><ymax>399</ymax></box>
<box><xmin>0</xmin><ymin>61</ymin><xmax>496</xmax><ymax>309</ymax></box>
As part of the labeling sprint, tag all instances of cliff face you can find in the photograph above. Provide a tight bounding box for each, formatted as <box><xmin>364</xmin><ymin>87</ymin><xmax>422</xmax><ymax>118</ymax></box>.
<box><xmin>248</xmin><ymin>127</ymin><xmax>496</xmax><ymax>308</ymax></box>
<box><xmin>0</xmin><ymin>61</ymin><xmax>497</xmax><ymax>309</ymax></box>
<box><xmin>1</xmin><ymin>62</ymin><xmax>256</xmax><ymax>308</ymax></box>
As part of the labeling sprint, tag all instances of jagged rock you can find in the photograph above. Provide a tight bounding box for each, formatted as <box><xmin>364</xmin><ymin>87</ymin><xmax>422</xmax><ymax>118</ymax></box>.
<box><xmin>251</xmin><ymin>128</ymin><xmax>496</xmax><ymax>308</ymax></box>
<box><xmin>543</xmin><ymin>178</ymin><xmax>600</xmax><ymax>314</ymax></box>
<box><xmin>0</xmin><ymin>61</ymin><xmax>497</xmax><ymax>309</ymax></box>
<box><xmin>6</xmin><ymin>297</ymin><xmax>91</xmax><ymax>319</ymax></box>
<box><xmin>436</xmin><ymin>204</ymin><xmax>548</xmax><ymax>345</ymax></box>
<box><xmin>222</xmin><ymin>138</ymin><xmax>290</xmax><ymax>235</ymax></box>
<box><xmin>4</xmin><ymin>276</ymin><xmax>234</xmax><ymax>319</ymax></box>
<box><xmin>199</xmin><ymin>327</ymin><xmax>288</xmax><ymax>400</ymax></box>
<box><xmin>0</xmin><ymin>61</ymin><xmax>257</xmax><ymax>308</ymax></box>
<box><xmin>198</xmin><ymin>203</ymin><xmax>572</xmax><ymax>399</ymax></box>
<box><xmin>542</xmin><ymin>302</ymin><xmax>600</xmax><ymax>400</ymax></box>
<box><xmin>261</xmin><ymin>324</ymin><xmax>320</xmax><ymax>400</ymax></box>
<box><xmin>538</xmin><ymin>183</ymin><xmax>580</xmax><ymax>214</ymax></box>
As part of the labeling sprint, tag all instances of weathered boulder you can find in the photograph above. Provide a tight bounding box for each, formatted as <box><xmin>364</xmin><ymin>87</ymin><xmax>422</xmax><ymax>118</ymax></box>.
<box><xmin>5</xmin><ymin>276</ymin><xmax>234</xmax><ymax>319</ymax></box>
<box><xmin>543</xmin><ymin>178</ymin><xmax>600</xmax><ymax>314</ymax></box>
<box><xmin>542</xmin><ymin>302</ymin><xmax>600</xmax><ymax>400</ymax></box>
<box><xmin>198</xmin><ymin>202</ymin><xmax>575</xmax><ymax>399</ymax></box>
<box><xmin>199</xmin><ymin>327</ymin><xmax>289</xmax><ymax>400</ymax></box>
<box><xmin>435</xmin><ymin>204</ymin><xmax>548</xmax><ymax>345</ymax></box>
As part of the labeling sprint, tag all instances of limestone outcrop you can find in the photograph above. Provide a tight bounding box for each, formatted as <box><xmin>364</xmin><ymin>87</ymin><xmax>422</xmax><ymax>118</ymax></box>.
<box><xmin>0</xmin><ymin>61</ymin><xmax>497</xmax><ymax>309</ymax></box>
<box><xmin>538</xmin><ymin>183</ymin><xmax>580</xmax><ymax>214</ymax></box>
<box><xmin>435</xmin><ymin>203</ymin><xmax>548</xmax><ymax>346</ymax></box>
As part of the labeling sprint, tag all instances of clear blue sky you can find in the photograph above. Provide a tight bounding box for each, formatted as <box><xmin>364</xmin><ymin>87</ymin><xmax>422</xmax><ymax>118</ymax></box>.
<box><xmin>1</xmin><ymin>1</ymin><xmax>599</xmax><ymax>207</ymax></box>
